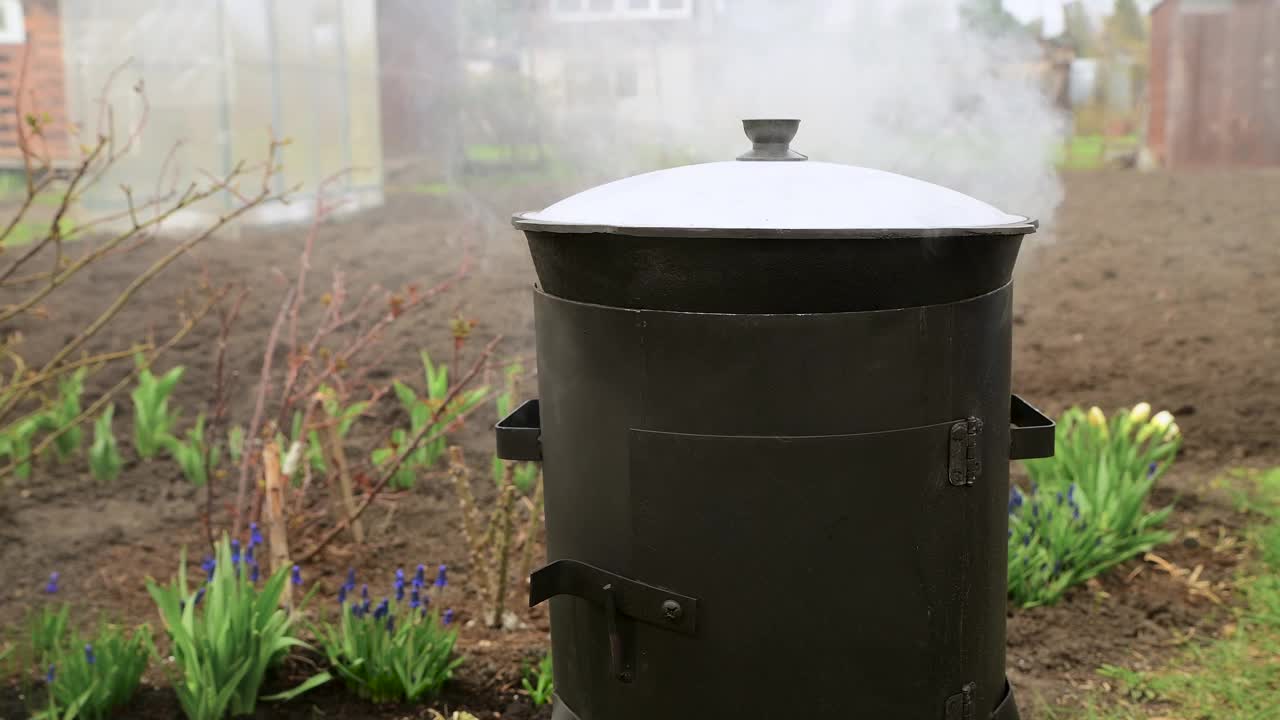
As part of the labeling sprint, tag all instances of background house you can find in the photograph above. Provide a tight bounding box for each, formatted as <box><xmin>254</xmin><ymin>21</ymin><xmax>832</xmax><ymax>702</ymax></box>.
<box><xmin>1148</xmin><ymin>0</ymin><xmax>1280</xmax><ymax>167</ymax></box>
<box><xmin>0</xmin><ymin>0</ymin><xmax>69</xmax><ymax>168</ymax></box>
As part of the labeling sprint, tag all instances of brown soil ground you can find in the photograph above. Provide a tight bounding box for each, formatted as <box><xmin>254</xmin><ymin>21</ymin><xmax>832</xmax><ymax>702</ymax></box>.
<box><xmin>1</xmin><ymin>167</ymin><xmax>1278</xmax><ymax>719</ymax></box>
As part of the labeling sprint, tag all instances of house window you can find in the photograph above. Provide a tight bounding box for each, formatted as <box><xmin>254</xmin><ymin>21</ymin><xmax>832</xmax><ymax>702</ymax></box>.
<box><xmin>0</xmin><ymin>1</ymin><xmax>26</xmax><ymax>45</ymax></box>
<box><xmin>588</xmin><ymin>0</ymin><xmax>614</xmax><ymax>11</ymax></box>
<box><xmin>556</xmin><ymin>0</ymin><xmax>583</xmax><ymax>12</ymax></box>
<box><xmin>658</xmin><ymin>0</ymin><xmax>687</xmax><ymax>9</ymax></box>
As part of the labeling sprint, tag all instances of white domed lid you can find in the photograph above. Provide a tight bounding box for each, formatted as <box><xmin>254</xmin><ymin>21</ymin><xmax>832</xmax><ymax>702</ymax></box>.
<box><xmin>513</xmin><ymin>120</ymin><xmax>1035</xmax><ymax>239</ymax></box>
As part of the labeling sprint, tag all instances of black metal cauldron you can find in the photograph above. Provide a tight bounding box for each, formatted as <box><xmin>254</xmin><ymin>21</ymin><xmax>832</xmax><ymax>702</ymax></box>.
<box><xmin>496</xmin><ymin>120</ymin><xmax>1054</xmax><ymax>720</ymax></box>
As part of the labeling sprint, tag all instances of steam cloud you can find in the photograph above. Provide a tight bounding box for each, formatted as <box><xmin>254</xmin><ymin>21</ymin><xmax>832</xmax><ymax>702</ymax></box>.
<box><xmin>57</xmin><ymin>1</ymin><xmax>1067</xmax><ymax>235</ymax></box>
<box><xmin>512</xmin><ymin>0</ymin><xmax>1066</xmax><ymax>230</ymax></box>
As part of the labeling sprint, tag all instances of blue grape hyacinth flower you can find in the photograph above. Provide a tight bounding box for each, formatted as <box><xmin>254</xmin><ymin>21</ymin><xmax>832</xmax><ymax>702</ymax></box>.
<box><xmin>45</xmin><ymin>571</ymin><xmax>59</xmax><ymax>594</ymax></box>
<box><xmin>442</xmin><ymin>608</ymin><xmax>454</xmax><ymax>625</ymax></box>
<box><xmin>84</xmin><ymin>644</ymin><xmax>95</xmax><ymax>666</ymax></box>
<box><xmin>413</xmin><ymin>564</ymin><xmax>426</xmax><ymax>589</ymax></box>
<box><xmin>250</xmin><ymin>522</ymin><xmax>264</xmax><ymax>548</ymax></box>
<box><xmin>291</xmin><ymin>565</ymin><xmax>302</xmax><ymax>587</ymax></box>
<box><xmin>434</xmin><ymin>564</ymin><xmax>448</xmax><ymax>589</ymax></box>
<box><xmin>1008</xmin><ymin>487</ymin><xmax>1025</xmax><ymax>514</ymax></box>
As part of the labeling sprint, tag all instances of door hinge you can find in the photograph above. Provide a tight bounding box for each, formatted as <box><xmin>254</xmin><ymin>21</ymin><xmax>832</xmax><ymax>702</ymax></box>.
<box><xmin>948</xmin><ymin>417</ymin><xmax>983</xmax><ymax>487</ymax></box>
<box><xmin>944</xmin><ymin>682</ymin><xmax>976</xmax><ymax>720</ymax></box>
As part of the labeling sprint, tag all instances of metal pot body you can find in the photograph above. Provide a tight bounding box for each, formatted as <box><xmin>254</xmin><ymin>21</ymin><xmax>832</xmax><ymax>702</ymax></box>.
<box><xmin>500</xmin><ymin>256</ymin><xmax>1051</xmax><ymax>718</ymax></box>
<box><xmin>524</xmin><ymin>231</ymin><xmax>1025</xmax><ymax>313</ymax></box>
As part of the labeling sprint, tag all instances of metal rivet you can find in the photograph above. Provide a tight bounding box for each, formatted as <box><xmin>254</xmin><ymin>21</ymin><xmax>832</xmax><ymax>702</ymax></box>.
<box><xmin>662</xmin><ymin>599</ymin><xmax>683</xmax><ymax>622</ymax></box>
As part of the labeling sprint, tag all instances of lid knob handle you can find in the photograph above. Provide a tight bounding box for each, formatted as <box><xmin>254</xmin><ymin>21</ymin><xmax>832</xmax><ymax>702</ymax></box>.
<box><xmin>737</xmin><ymin>119</ymin><xmax>808</xmax><ymax>162</ymax></box>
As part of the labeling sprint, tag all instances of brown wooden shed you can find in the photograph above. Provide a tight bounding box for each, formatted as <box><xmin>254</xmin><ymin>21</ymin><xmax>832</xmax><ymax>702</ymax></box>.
<box><xmin>1148</xmin><ymin>0</ymin><xmax>1280</xmax><ymax>167</ymax></box>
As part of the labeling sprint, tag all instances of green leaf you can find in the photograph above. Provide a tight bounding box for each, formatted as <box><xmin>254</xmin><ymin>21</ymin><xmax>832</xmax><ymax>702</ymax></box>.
<box><xmin>262</xmin><ymin>671</ymin><xmax>332</xmax><ymax>701</ymax></box>
<box><xmin>88</xmin><ymin>405</ymin><xmax>122</xmax><ymax>482</ymax></box>
<box><xmin>1009</xmin><ymin>404</ymin><xmax>1182</xmax><ymax>607</ymax></box>
<box><xmin>393</xmin><ymin>381</ymin><xmax>417</xmax><ymax>412</ymax></box>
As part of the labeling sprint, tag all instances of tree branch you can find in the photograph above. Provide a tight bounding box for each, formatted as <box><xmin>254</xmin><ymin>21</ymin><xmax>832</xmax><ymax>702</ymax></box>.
<box><xmin>231</xmin><ymin>285</ymin><xmax>294</xmax><ymax>538</ymax></box>
<box><xmin>294</xmin><ymin>336</ymin><xmax>502</xmax><ymax>563</ymax></box>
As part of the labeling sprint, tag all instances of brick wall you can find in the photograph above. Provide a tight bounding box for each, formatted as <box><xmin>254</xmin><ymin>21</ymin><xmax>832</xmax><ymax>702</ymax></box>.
<box><xmin>0</xmin><ymin>0</ymin><xmax>69</xmax><ymax>168</ymax></box>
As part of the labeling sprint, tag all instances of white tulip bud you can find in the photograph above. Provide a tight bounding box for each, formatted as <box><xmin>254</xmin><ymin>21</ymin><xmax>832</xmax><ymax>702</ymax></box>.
<box><xmin>1087</xmin><ymin>406</ymin><xmax>1107</xmax><ymax>428</ymax></box>
<box><xmin>1150</xmin><ymin>410</ymin><xmax>1175</xmax><ymax>432</ymax></box>
<box><xmin>1128</xmin><ymin>402</ymin><xmax>1152</xmax><ymax>424</ymax></box>
<box><xmin>1164</xmin><ymin>422</ymin><xmax>1180</xmax><ymax>442</ymax></box>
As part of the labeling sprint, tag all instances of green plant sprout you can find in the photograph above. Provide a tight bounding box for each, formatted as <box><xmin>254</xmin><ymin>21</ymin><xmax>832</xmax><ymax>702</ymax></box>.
<box><xmin>227</xmin><ymin>425</ymin><xmax>244</xmax><ymax>466</ymax></box>
<box><xmin>131</xmin><ymin>360</ymin><xmax>184</xmax><ymax>459</ymax></box>
<box><xmin>374</xmin><ymin>351</ymin><xmax>488</xmax><ymax>490</ymax></box>
<box><xmin>372</xmin><ymin>427</ymin><xmax>418</xmax><ymax>490</ymax></box>
<box><xmin>315</xmin><ymin>566</ymin><xmax>461</xmax><ymax>703</ymax></box>
<box><xmin>318</xmin><ymin>386</ymin><xmax>369</xmax><ymax>440</ymax></box>
<box><xmin>0</xmin><ymin>369</ymin><xmax>88</xmax><ymax>478</ymax></box>
<box><xmin>521</xmin><ymin>652</ymin><xmax>554</xmax><ymax>706</ymax></box>
<box><xmin>146</xmin><ymin>535</ymin><xmax>327</xmax><ymax>720</ymax></box>
<box><xmin>1008</xmin><ymin>404</ymin><xmax>1182</xmax><ymax>607</ymax></box>
<box><xmin>34</xmin><ymin>623</ymin><xmax>153</xmax><ymax>720</ymax></box>
<box><xmin>50</xmin><ymin>368</ymin><xmax>87</xmax><ymax>462</ymax></box>
<box><xmin>88</xmin><ymin>405</ymin><xmax>122</xmax><ymax>483</ymax></box>
<box><xmin>0</xmin><ymin>414</ymin><xmax>44</xmax><ymax>480</ymax></box>
<box><xmin>163</xmin><ymin>414</ymin><xmax>218</xmax><ymax>486</ymax></box>
<box><xmin>30</xmin><ymin>601</ymin><xmax>71</xmax><ymax>666</ymax></box>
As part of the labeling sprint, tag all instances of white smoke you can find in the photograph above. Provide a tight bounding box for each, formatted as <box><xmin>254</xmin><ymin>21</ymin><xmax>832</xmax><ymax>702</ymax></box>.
<box><xmin>507</xmin><ymin>0</ymin><xmax>1066</xmax><ymax>228</ymax></box>
<box><xmin>53</xmin><ymin>0</ymin><xmax>1067</xmax><ymax>234</ymax></box>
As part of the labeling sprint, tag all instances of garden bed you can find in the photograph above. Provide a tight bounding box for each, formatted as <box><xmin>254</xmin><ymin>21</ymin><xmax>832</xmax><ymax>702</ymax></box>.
<box><xmin>2</xmin><ymin>168</ymin><xmax>1279</xmax><ymax>718</ymax></box>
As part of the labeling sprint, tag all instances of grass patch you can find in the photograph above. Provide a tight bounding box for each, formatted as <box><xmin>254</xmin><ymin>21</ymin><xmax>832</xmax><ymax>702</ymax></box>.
<box><xmin>0</xmin><ymin>171</ymin><xmax>65</xmax><ymax>207</ymax></box>
<box><xmin>387</xmin><ymin>182</ymin><xmax>455</xmax><ymax>198</ymax></box>
<box><xmin>1055</xmin><ymin>135</ymin><xmax>1140</xmax><ymax>170</ymax></box>
<box><xmin>2</xmin><ymin>217</ymin><xmax>76</xmax><ymax>247</ymax></box>
<box><xmin>464</xmin><ymin>143</ymin><xmax>545</xmax><ymax>165</ymax></box>
<box><xmin>1080</xmin><ymin>467</ymin><xmax>1280</xmax><ymax>719</ymax></box>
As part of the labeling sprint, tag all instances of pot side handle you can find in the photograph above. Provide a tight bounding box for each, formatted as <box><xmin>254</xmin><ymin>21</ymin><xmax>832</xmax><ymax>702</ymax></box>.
<box><xmin>1010</xmin><ymin>394</ymin><xmax>1055</xmax><ymax>460</ymax></box>
<box><xmin>496</xmin><ymin>399</ymin><xmax>542</xmax><ymax>461</ymax></box>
